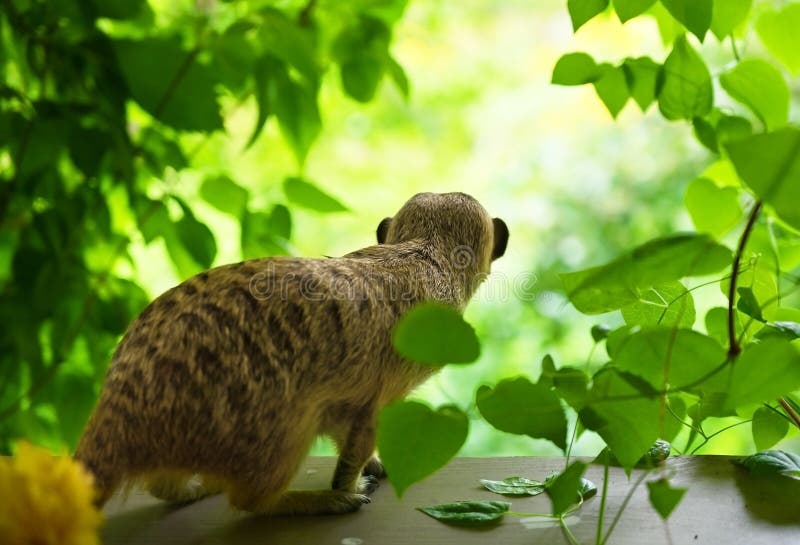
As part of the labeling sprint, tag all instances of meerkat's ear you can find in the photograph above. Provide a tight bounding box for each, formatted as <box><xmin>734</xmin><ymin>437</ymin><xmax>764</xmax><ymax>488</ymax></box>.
<box><xmin>377</xmin><ymin>217</ymin><xmax>392</xmax><ymax>244</ymax></box>
<box><xmin>492</xmin><ymin>218</ymin><xmax>509</xmax><ymax>260</ymax></box>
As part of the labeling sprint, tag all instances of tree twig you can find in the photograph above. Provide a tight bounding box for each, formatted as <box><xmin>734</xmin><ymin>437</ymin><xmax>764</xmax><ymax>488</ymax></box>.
<box><xmin>779</xmin><ymin>398</ymin><xmax>800</xmax><ymax>430</ymax></box>
<box><xmin>727</xmin><ymin>201</ymin><xmax>762</xmax><ymax>357</ymax></box>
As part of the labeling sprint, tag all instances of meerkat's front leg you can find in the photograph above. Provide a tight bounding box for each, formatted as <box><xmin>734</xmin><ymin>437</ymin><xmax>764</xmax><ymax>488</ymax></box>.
<box><xmin>332</xmin><ymin>412</ymin><xmax>381</xmax><ymax>495</ymax></box>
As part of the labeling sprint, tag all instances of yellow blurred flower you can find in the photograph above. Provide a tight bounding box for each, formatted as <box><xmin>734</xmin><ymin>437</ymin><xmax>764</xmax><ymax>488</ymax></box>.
<box><xmin>0</xmin><ymin>442</ymin><xmax>102</xmax><ymax>545</ymax></box>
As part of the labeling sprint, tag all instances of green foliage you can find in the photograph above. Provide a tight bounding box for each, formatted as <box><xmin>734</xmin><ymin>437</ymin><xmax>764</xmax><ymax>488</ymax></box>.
<box><xmin>735</xmin><ymin>450</ymin><xmax>800</xmax><ymax>480</ymax></box>
<box><xmin>660</xmin><ymin>0</ymin><xmax>711</xmax><ymax>42</ymax></box>
<box><xmin>568</xmin><ymin>0</ymin><xmax>609</xmax><ymax>32</ymax></box>
<box><xmin>0</xmin><ymin>0</ymin><xmax>410</xmax><ymax>452</ymax></box>
<box><xmin>646</xmin><ymin>478</ymin><xmax>687</xmax><ymax>519</ymax></box>
<box><xmin>417</xmin><ymin>500</ymin><xmax>510</xmax><ymax>525</ymax></box>
<box><xmin>620</xmin><ymin>281</ymin><xmax>695</xmax><ymax>327</ymax></box>
<box><xmin>545</xmin><ymin>461</ymin><xmax>588</xmax><ymax>515</ymax></box>
<box><xmin>752</xmin><ymin>407</ymin><xmax>789</xmax><ymax>451</ymax></box>
<box><xmin>722</xmin><ymin>339</ymin><xmax>800</xmax><ymax>412</ymax></box>
<box><xmin>657</xmin><ymin>35</ymin><xmax>713</xmax><ymax>120</ymax></box>
<box><xmin>756</xmin><ymin>4</ymin><xmax>800</xmax><ymax>75</ymax></box>
<box><xmin>552</xmin><ymin>53</ymin><xmax>603</xmax><ymax>85</ymax></box>
<box><xmin>719</xmin><ymin>60</ymin><xmax>788</xmax><ymax>131</ymax></box>
<box><xmin>479</xmin><ymin>476</ymin><xmax>546</xmax><ymax>496</ymax></box>
<box><xmin>614</xmin><ymin>0</ymin><xmax>656</xmax><ymax>23</ymax></box>
<box><xmin>393</xmin><ymin>303</ymin><xmax>480</xmax><ymax>366</ymax></box>
<box><xmin>709</xmin><ymin>0</ymin><xmax>751</xmax><ymax>40</ymax></box>
<box><xmin>476</xmin><ymin>377</ymin><xmax>568</xmax><ymax>450</ymax></box>
<box><xmin>377</xmin><ymin>401</ymin><xmax>468</xmax><ymax>497</ymax></box>
<box><xmin>684</xmin><ymin>178</ymin><xmax>742</xmax><ymax>237</ymax></box>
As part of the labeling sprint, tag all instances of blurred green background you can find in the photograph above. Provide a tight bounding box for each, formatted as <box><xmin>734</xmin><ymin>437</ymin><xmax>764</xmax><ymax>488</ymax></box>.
<box><xmin>2</xmin><ymin>0</ymin><xmax>795</xmax><ymax>458</ymax></box>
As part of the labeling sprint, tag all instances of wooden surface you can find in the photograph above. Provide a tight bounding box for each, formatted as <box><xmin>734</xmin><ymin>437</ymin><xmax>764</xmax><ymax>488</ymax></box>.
<box><xmin>102</xmin><ymin>456</ymin><xmax>800</xmax><ymax>545</ymax></box>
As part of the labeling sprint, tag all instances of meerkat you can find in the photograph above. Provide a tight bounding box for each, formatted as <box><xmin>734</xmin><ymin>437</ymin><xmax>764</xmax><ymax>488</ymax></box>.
<box><xmin>74</xmin><ymin>192</ymin><xmax>508</xmax><ymax>515</ymax></box>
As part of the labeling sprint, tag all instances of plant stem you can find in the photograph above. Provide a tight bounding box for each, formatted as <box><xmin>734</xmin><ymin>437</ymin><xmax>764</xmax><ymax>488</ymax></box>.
<box><xmin>595</xmin><ymin>459</ymin><xmax>609</xmax><ymax>545</ymax></box>
<box><xmin>730</xmin><ymin>34</ymin><xmax>741</xmax><ymax>61</ymax></box>
<box><xmin>601</xmin><ymin>470</ymin><xmax>650</xmax><ymax>545</ymax></box>
<box><xmin>779</xmin><ymin>398</ymin><xmax>800</xmax><ymax>430</ymax></box>
<box><xmin>155</xmin><ymin>47</ymin><xmax>201</xmax><ymax>119</ymax></box>
<box><xmin>560</xmin><ymin>514</ymin><xmax>583</xmax><ymax>545</ymax></box>
<box><xmin>727</xmin><ymin>201</ymin><xmax>762</xmax><ymax>357</ymax></box>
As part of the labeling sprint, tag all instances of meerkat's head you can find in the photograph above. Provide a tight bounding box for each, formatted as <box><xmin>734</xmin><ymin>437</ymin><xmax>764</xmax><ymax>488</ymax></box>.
<box><xmin>376</xmin><ymin>192</ymin><xmax>508</xmax><ymax>275</ymax></box>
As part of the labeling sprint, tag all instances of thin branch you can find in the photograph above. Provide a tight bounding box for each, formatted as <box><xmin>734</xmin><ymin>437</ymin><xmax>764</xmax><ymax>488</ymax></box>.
<box><xmin>727</xmin><ymin>201</ymin><xmax>762</xmax><ymax>357</ymax></box>
<box><xmin>779</xmin><ymin>398</ymin><xmax>800</xmax><ymax>430</ymax></box>
<box><xmin>155</xmin><ymin>48</ymin><xmax>201</xmax><ymax>119</ymax></box>
<box><xmin>730</xmin><ymin>34</ymin><xmax>741</xmax><ymax>62</ymax></box>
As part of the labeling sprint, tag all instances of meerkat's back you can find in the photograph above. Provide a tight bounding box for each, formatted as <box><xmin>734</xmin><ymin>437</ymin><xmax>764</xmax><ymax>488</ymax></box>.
<box><xmin>74</xmin><ymin>192</ymin><xmax>508</xmax><ymax>515</ymax></box>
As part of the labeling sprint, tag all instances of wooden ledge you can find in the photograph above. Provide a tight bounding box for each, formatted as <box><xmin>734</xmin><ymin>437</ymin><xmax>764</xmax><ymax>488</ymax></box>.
<box><xmin>102</xmin><ymin>456</ymin><xmax>800</xmax><ymax>545</ymax></box>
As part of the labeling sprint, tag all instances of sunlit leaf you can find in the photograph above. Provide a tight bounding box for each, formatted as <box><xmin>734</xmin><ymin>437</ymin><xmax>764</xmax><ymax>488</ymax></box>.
<box><xmin>393</xmin><ymin>302</ymin><xmax>480</xmax><ymax>366</ymax></box>
<box><xmin>710</xmin><ymin>0</ymin><xmax>751</xmax><ymax>41</ymax></box>
<box><xmin>613</xmin><ymin>327</ymin><xmax>725</xmax><ymax>390</ymax></box>
<box><xmin>378</xmin><ymin>401</ymin><xmax>468</xmax><ymax>497</ymax></box>
<box><xmin>552</xmin><ymin>53</ymin><xmax>602</xmax><ymax>85</ymax></box>
<box><xmin>283</xmin><ymin>177</ymin><xmax>349</xmax><ymax>213</ymax></box>
<box><xmin>568</xmin><ymin>0</ymin><xmax>609</xmax><ymax>31</ymax></box>
<box><xmin>614</xmin><ymin>0</ymin><xmax>656</xmax><ymax>23</ymax></box>
<box><xmin>476</xmin><ymin>377</ymin><xmax>568</xmax><ymax>450</ymax></box>
<box><xmin>660</xmin><ymin>0</ymin><xmax>711</xmax><ymax>42</ymax></box>
<box><xmin>622</xmin><ymin>56</ymin><xmax>660</xmax><ymax>111</ymax></box>
<box><xmin>725</xmin><ymin>129</ymin><xmax>800</xmax><ymax>230</ymax></box>
<box><xmin>333</xmin><ymin>16</ymin><xmax>391</xmax><ymax>102</ymax></box>
<box><xmin>752</xmin><ymin>407</ymin><xmax>789</xmax><ymax>451</ymax></box>
<box><xmin>561</xmin><ymin>233</ymin><xmax>731</xmax><ymax>314</ymax></box>
<box><xmin>199</xmin><ymin>176</ymin><xmax>249</xmax><ymax>218</ymax></box>
<box><xmin>658</xmin><ymin>35</ymin><xmax>713</xmax><ymax>120</ymax></box>
<box><xmin>593</xmin><ymin>64</ymin><xmax>629</xmax><ymax>118</ymax></box>
<box><xmin>723</xmin><ymin>339</ymin><xmax>800</xmax><ymax>411</ymax></box>
<box><xmin>621</xmin><ymin>281</ymin><xmax>695</xmax><ymax>328</ymax></box>
<box><xmin>756</xmin><ymin>5</ymin><xmax>800</xmax><ymax>75</ymax></box>
<box><xmin>684</xmin><ymin>177</ymin><xmax>742</xmax><ymax>238</ymax></box>
<box><xmin>719</xmin><ymin>59</ymin><xmax>788</xmax><ymax>131</ymax></box>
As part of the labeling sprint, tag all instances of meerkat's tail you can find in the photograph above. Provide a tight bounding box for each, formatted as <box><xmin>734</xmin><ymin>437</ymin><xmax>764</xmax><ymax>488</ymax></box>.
<box><xmin>73</xmin><ymin>413</ymin><xmax>124</xmax><ymax>508</ymax></box>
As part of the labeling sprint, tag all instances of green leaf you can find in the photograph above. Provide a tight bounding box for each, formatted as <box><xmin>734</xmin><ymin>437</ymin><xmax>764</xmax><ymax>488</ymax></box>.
<box><xmin>476</xmin><ymin>377</ymin><xmax>568</xmax><ymax>450</ymax></box>
<box><xmin>613</xmin><ymin>328</ymin><xmax>725</xmax><ymax>390</ymax></box>
<box><xmin>657</xmin><ymin>35</ymin><xmax>713</xmax><ymax>120</ymax></box>
<box><xmin>268</xmin><ymin>204</ymin><xmax>292</xmax><ymax>240</ymax></box>
<box><xmin>710</xmin><ymin>0</ymin><xmax>751</xmax><ymax>41</ymax></box>
<box><xmin>259</xmin><ymin>8</ymin><xmax>320</xmax><ymax>85</ymax></box>
<box><xmin>719</xmin><ymin>59</ymin><xmax>789</xmax><ymax>131</ymax></box>
<box><xmin>715</xmin><ymin>115</ymin><xmax>752</xmax><ymax>147</ymax></box>
<box><xmin>199</xmin><ymin>176</ymin><xmax>249</xmax><ymax>217</ymax></box>
<box><xmin>647</xmin><ymin>478</ymin><xmax>687</xmax><ymax>519</ymax></box>
<box><xmin>568</xmin><ymin>0</ymin><xmax>609</xmax><ymax>31</ymax></box>
<box><xmin>393</xmin><ymin>302</ymin><xmax>480</xmax><ymax>366</ymax></box>
<box><xmin>621</xmin><ymin>281</ymin><xmax>695</xmax><ymax>328</ymax></box>
<box><xmin>387</xmin><ymin>56</ymin><xmax>410</xmax><ymax>99</ymax></box>
<box><xmin>241</xmin><ymin>209</ymin><xmax>291</xmax><ymax>259</ymax></box>
<box><xmin>593</xmin><ymin>64</ymin><xmax>629</xmax><ymax>118</ymax></box>
<box><xmin>480</xmin><ymin>476</ymin><xmax>546</xmax><ymax>496</ymax></box>
<box><xmin>546</xmin><ymin>461</ymin><xmax>587</xmax><ymax>515</ymax></box>
<box><xmin>581</xmin><ymin>369</ymin><xmax>661</xmax><ymax>469</ymax></box>
<box><xmin>684</xmin><ymin>177</ymin><xmax>743</xmax><ymax>238</ymax></box>
<box><xmin>596</xmin><ymin>438</ymin><xmax>672</xmax><ymax>468</ymax></box>
<box><xmin>114</xmin><ymin>38</ymin><xmax>222</xmax><ymax>132</ymax></box>
<box><xmin>622</xmin><ymin>56</ymin><xmax>661</xmax><ymax>111</ymax></box>
<box><xmin>417</xmin><ymin>501</ymin><xmax>510</xmax><ymax>525</ymax></box>
<box><xmin>561</xmin><ymin>233</ymin><xmax>731</xmax><ymax>314</ymax></box>
<box><xmin>174</xmin><ymin>209</ymin><xmax>217</xmax><ymax>269</ymax></box>
<box><xmin>553</xmin><ymin>367</ymin><xmax>590</xmax><ymax>410</ymax></box>
<box><xmin>90</xmin><ymin>0</ymin><xmax>147</xmax><ymax>19</ymax></box>
<box><xmin>752</xmin><ymin>407</ymin><xmax>789</xmax><ymax>451</ymax></box>
<box><xmin>378</xmin><ymin>401</ymin><xmax>468</xmax><ymax>497</ymax></box>
<box><xmin>660</xmin><ymin>0</ymin><xmax>712</xmax><ymax>41</ymax></box>
<box><xmin>756</xmin><ymin>321</ymin><xmax>800</xmax><ymax>341</ymax></box>
<box><xmin>735</xmin><ymin>450</ymin><xmax>800</xmax><ymax>480</ymax></box>
<box><xmin>551</xmin><ymin>53</ymin><xmax>602</xmax><ymax>85</ymax></box>
<box><xmin>333</xmin><ymin>16</ymin><xmax>391</xmax><ymax>102</ymax></box>
<box><xmin>756</xmin><ymin>5</ymin><xmax>800</xmax><ymax>75</ymax></box>
<box><xmin>692</xmin><ymin>116</ymin><xmax>718</xmax><ymax>153</ymax></box>
<box><xmin>283</xmin><ymin>177</ymin><xmax>349</xmax><ymax>213</ymax></box>
<box><xmin>271</xmin><ymin>65</ymin><xmax>321</xmax><ymax>165</ymax></box>
<box><xmin>725</xmin><ymin>129</ymin><xmax>800</xmax><ymax>230</ymax></box>
<box><xmin>723</xmin><ymin>338</ymin><xmax>800</xmax><ymax>412</ymax></box>
<box><xmin>614</xmin><ymin>0</ymin><xmax>656</xmax><ymax>23</ymax></box>
<box><xmin>736</xmin><ymin>287</ymin><xmax>763</xmax><ymax>322</ymax></box>
<box><xmin>247</xmin><ymin>55</ymin><xmax>274</xmax><ymax>148</ymax></box>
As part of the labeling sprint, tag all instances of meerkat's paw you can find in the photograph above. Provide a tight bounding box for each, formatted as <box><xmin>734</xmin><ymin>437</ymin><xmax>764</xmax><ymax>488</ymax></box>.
<box><xmin>236</xmin><ymin>490</ymin><xmax>371</xmax><ymax>516</ymax></box>
<box><xmin>362</xmin><ymin>454</ymin><xmax>386</xmax><ymax>479</ymax></box>
<box><xmin>357</xmin><ymin>475</ymin><xmax>380</xmax><ymax>495</ymax></box>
